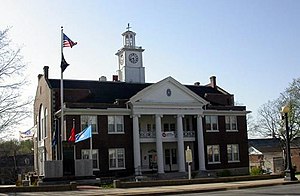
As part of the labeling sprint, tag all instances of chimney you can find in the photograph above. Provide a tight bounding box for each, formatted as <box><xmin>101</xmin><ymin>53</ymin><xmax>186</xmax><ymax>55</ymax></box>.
<box><xmin>194</xmin><ymin>82</ymin><xmax>200</xmax><ymax>86</ymax></box>
<box><xmin>99</xmin><ymin>76</ymin><xmax>107</xmax><ymax>82</ymax></box>
<box><xmin>210</xmin><ymin>76</ymin><xmax>217</xmax><ymax>89</ymax></box>
<box><xmin>113</xmin><ymin>75</ymin><xmax>118</xmax><ymax>82</ymax></box>
<box><xmin>43</xmin><ymin>66</ymin><xmax>49</xmax><ymax>79</ymax></box>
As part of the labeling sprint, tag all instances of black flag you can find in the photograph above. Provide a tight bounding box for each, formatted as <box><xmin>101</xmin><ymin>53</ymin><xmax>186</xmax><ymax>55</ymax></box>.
<box><xmin>61</xmin><ymin>53</ymin><xmax>69</xmax><ymax>72</ymax></box>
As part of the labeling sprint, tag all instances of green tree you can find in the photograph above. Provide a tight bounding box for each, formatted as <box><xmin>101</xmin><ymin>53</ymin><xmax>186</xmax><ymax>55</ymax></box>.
<box><xmin>0</xmin><ymin>28</ymin><xmax>31</xmax><ymax>138</ymax></box>
<box><xmin>0</xmin><ymin>139</ymin><xmax>33</xmax><ymax>157</ymax></box>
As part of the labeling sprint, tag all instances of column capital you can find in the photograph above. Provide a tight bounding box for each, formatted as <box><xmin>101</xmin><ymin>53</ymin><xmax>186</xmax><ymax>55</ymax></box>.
<box><xmin>195</xmin><ymin>114</ymin><xmax>204</xmax><ymax>118</ymax></box>
<box><xmin>177</xmin><ymin>114</ymin><xmax>184</xmax><ymax>118</ymax></box>
<box><xmin>155</xmin><ymin>114</ymin><xmax>163</xmax><ymax>118</ymax></box>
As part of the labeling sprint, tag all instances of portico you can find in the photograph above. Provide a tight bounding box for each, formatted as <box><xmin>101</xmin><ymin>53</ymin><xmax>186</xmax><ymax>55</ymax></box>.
<box><xmin>129</xmin><ymin>76</ymin><xmax>209</xmax><ymax>175</ymax></box>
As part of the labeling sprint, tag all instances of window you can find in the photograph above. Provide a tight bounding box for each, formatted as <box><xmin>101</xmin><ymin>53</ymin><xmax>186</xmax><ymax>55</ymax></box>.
<box><xmin>147</xmin><ymin>124</ymin><xmax>151</xmax><ymax>132</ymax></box>
<box><xmin>44</xmin><ymin>108</ymin><xmax>48</xmax><ymax>138</ymax></box>
<box><xmin>81</xmin><ymin>149</ymin><xmax>99</xmax><ymax>170</ymax></box>
<box><xmin>81</xmin><ymin>115</ymin><xmax>97</xmax><ymax>133</ymax></box>
<box><xmin>205</xmin><ymin>116</ymin><xmax>218</xmax><ymax>131</ymax></box>
<box><xmin>227</xmin><ymin>144</ymin><xmax>239</xmax><ymax>162</ymax></box>
<box><xmin>109</xmin><ymin>148</ymin><xmax>125</xmax><ymax>169</ymax></box>
<box><xmin>225</xmin><ymin>116</ymin><xmax>238</xmax><ymax>131</ymax></box>
<box><xmin>163</xmin><ymin>123</ymin><xmax>169</xmax><ymax>131</ymax></box>
<box><xmin>207</xmin><ymin>145</ymin><xmax>220</xmax><ymax>163</ymax></box>
<box><xmin>163</xmin><ymin>123</ymin><xmax>176</xmax><ymax>132</ymax></box>
<box><xmin>108</xmin><ymin>116</ymin><xmax>124</xmax><ymax>133</ymax></box>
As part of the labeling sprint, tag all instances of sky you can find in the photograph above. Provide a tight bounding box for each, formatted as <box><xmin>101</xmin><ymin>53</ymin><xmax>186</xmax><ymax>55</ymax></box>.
<box><xmin>1</xmin><ymin>0</ymin><xmax>300</xmax><ymax>138</ymax></box>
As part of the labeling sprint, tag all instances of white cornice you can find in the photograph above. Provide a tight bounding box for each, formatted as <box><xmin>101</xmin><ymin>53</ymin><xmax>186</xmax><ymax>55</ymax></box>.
<box><xmin>204</xmin><ymin>110</ymin><xmax>248</xmax><ymax>116</ymax></box>
<box><xmin>55</xmin><ymin>108</ymin><xmax>131</xmax><ymax>117</ymax></box>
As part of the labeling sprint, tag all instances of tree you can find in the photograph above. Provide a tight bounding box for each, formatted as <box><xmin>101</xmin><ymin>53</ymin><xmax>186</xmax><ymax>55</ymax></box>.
<box><xmin>257</xmin><ymin>77</ymin><xmax>300</xmax><ymax>145</ymax></box>
<box><xmin>247</xmin><ymin>114</ymin><xmax>259</xmax><ymax>138</ymax></box>
<box><xmin>0</xmin><ymin>139</ymin><xmax>33</xmax><ymax>184</ymax></box>
<box><xmin>0</xmin><ymin>139</ymin><xmax>33</xmax><ymax>157</ymax></box>
<box><xmin>0</xmin><ymin>28</ymin><xmax>31</xmax><ymax>138</ymax></box>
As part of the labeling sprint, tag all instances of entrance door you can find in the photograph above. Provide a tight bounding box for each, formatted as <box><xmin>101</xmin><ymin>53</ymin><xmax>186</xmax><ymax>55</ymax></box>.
<box><xmin>165</xmin><ymin>148</ymin><xmax>177</xmax><ymax>172</ymax></box>
<box><xmin>148</xmin><ymin>153</ymin><xmax>157</xmax><ymax>170</ymax></box>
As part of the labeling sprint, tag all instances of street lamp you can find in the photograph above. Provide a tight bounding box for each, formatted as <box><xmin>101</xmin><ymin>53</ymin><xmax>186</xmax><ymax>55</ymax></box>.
<box><xmin>281</xmin><ymin>104</ymin><xmax>297</xmax><ymax>181</ymax></box>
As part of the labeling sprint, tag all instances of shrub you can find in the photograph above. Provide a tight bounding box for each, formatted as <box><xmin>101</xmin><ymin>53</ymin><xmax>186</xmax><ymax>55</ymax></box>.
<box><xmin>250</xmin><ymin>167</ymin><xmax>263</xmax><ymax>176</ymax></box>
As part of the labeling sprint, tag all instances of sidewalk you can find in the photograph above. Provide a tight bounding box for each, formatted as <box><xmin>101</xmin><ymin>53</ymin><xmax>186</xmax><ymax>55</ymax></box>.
<box><xmin>1</xmin><ymin>177</ymin><xmax>299</xmax><ymax>195</ymax></box>
<box><xmin>76</xmin><ymin>177</ymin><xmax>300</xmax><ymax>195</ymax></box>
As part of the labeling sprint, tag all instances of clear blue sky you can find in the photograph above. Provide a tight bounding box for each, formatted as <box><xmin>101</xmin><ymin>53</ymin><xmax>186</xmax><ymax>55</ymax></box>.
<box><xmin>1</xmin><ymin>0</ymin><xmax>300</xmax><ymax>135</ymax></box>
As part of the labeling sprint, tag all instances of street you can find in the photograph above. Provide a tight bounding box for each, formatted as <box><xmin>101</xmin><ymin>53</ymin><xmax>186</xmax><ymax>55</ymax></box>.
<box><xmin>0</xmin><ymin>184</ymin><xmax>299</xmax><ymax>196</ymax></box>
<box><xmin>172</xmin><ymin>184</ymin><xmax>300</xmax><ymax>196</ymax></box>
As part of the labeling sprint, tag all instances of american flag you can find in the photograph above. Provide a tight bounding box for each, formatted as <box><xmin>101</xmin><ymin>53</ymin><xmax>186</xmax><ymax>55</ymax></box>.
<box><xmin>63</xmin><ymin>33</ymin><xmax>77</xmax><ymax>48</ymax></box>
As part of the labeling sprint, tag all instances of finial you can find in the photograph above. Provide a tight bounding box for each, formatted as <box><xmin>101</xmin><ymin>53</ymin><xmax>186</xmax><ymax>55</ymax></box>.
<box><xmin>126</xmin><ymin>23</ymin><xmax>131</xmax><ymax>31</ymax></box>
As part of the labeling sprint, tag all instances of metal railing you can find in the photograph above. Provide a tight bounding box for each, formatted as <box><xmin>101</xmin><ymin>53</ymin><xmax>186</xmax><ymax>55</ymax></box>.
<box><xmin>139</xmin><ymin>130</ymin><xmax>195</xmax><ymax>138</ymax></box>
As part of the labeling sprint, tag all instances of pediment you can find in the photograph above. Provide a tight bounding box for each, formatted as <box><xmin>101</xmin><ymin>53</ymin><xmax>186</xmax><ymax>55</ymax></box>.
<box><xmin>129</xmin><ymin>77</ymin><xmax>209</xmax><ymax>106</ymax></box>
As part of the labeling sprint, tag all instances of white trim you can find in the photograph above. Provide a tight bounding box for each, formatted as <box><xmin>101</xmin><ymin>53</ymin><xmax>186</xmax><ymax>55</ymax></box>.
<box><xmin>204</xmin><ymin>110</ymin><xmax>248</xmax><ymax>116</ymax></box>
<box><xmin>109</xmin><ymin>148</ymin><xmax>126</xmax><ymax>170</ymax></box>
<box><xmin>81</xmin><ymin>149</ymin><xmax>100</xmax><ymax>171</ymax></box>
<box><xmin>129</xmin><ymin>76</ymin><xmax>209</xmax><ymax>106</ymax></box>
<box><xmin>208</xmin><ymin>162</ymin><xmax>221</xmax><ymax>164</ymax></box>
<box><xmin>107</xmin><ymin>115</ymin><xmax>125</xmax><ymax>134</ymax></box>
<box><xmin>55</xmin><ymin>108</ymin><xmax>131</xmax><ymax>117</ymax></box>
<box><xmin>206</xmin><ymin>130</ymin><xmax>219</xmax><ymax>133</ymax></box>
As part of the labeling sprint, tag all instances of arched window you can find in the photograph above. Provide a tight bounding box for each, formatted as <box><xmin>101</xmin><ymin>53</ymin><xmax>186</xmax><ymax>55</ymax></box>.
<box><xmin>38</xmin><ymin>105</ymin><xmax>44</xmax><ymax>141</ymax></box>
<box><xmin>125</xmin><ymin>35</ymin><xmax>130</xmax><ymax>46</ymax></box>
<box><xmin>44</xmin><ymin>108</ymin><xmax>48</xmax><ymax>138</ymax></box>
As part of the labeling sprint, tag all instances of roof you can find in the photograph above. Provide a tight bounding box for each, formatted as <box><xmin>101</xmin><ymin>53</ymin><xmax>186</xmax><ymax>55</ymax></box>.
<box><xmin>248</xmin><ymin>138</ymin><xmax>282</xmax><ymax>153</ymax></box>
<box><xmin>48</xmin><ymin>78</ymin><xmax>223</xmax><ymax>105</ymax></box>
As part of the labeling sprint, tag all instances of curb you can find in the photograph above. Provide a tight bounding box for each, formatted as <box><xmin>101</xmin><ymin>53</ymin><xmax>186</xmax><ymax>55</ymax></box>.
<box><xmin>0</xmin><ymin>183</ymin><xmax>77</xmax><ymax>193</ymax></box>
<box><xmin>94</xmin><ymin>180</ymin><xmax>300</xmax><ymax>196</ymax></box>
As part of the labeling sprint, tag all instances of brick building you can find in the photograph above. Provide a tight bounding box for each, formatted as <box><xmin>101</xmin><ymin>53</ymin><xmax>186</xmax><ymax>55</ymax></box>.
<box><xmin>33</xmin><ymin>26</ymin><xmax>249</xmax><ymax>178</ymax></box>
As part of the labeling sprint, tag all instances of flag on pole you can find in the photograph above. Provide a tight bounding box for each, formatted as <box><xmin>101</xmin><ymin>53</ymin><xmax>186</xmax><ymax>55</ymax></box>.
<box><xmin>19</xmin><ymin>126</ymin><xmax>36</xmax><ymax>141</ymax></box>
<box><xmin>63</xmin><ymin>33</ymin><xmax>77</xmax><ymax>48</ymax></box>
<box><xmin>52</xmin><ymin>130</ymin><xmax>57</xmax><ymax>146</ymax></box>
<box><xmin>61</xmin><ymin>53</ymin><xmax>70</xmax><ymax>72</ymax></box>
<box><xmin>68</xmin><ymin>127</ymin><xmax>76</xmax><ymax>142</ymax></box>
<box><xmin>75</xmin><ymin>125</ymin><xmax>92</xmax><ymax>143</ymax></box>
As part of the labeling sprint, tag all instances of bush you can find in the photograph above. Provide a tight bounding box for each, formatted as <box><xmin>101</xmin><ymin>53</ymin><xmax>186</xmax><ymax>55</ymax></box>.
<box><xmin>250</xmin><ymin>167</ymin><xmax>263</xmax><ymax>176</ymax></box>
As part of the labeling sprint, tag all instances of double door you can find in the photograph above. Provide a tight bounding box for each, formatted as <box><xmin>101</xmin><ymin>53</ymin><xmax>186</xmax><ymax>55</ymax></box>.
<box><xmin>164</xmin><ymin>148</ymin><xmax>178</xmax><ymax>171</ymax></box>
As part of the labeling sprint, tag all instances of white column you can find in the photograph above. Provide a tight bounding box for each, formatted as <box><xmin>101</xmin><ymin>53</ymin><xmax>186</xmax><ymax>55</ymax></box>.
<box><xmin>177</xmin><ymin>114</ymin><xmax>185</xmax><ymax>172</ymax></box>
<box><xmin>197</xmin><ymin>115</ymin><xmax>206</xmax><ymax>170</ymax></box>
<box><xmin>133</xmin><ymin>115</ymin><xmax>141</xmax><ymax>175</ymax></box>
<box><xmin>155</xmin><ymin>114</ymin><xmax>164</xmax><ymax>174</ymax></box>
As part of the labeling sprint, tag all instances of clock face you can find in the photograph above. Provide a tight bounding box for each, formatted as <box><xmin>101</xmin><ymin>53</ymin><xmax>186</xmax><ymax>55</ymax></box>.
<box><xmin>120</xmin><ymin>54</ymin><xmax>124</xmax><ymax>65</ymax></box>
<box><xmin>129</xmin><ymin>53</ymin><xmax>139</xmax><ymax>64</ymax></box>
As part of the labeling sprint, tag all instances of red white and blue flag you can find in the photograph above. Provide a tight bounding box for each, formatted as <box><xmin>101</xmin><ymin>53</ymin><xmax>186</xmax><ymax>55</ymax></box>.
<box><xmin>63</xmin><ymin>33</ymin><xmax>77</xmax><ymax>48</ymax></box>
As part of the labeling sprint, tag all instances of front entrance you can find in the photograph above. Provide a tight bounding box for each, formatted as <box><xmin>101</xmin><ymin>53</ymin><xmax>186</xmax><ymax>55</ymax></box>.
<box><xmin>148</xmin><ymin>152</ymin><xmax>157</xmax><ymax>170</ymax></box>
<box><xmin>164</xmin><ymin>148</ymin><xmax>178</xmax><ymax>172</ymax></box>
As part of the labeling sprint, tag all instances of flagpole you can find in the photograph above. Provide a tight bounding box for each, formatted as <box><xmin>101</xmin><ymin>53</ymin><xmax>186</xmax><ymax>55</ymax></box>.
<box><xmin>60</xmin><ymin>26</ymin><xmax>64</xmax><ymax>161</ymax></box>
<box><xmin>73</xmin><ymin>119</ymin><xmax>76</xmax><ymax>161</ymax></box>
<box><xmin>90</xmin><ymin>125</ymin><xmax>93</xmax><ymax>161</ymax></box>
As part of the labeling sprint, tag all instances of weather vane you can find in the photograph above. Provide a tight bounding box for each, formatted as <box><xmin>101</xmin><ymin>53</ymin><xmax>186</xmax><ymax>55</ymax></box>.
<box><xmin>126</xmin><ymin>23</ymin><xmax>131</xmax><ymax>31</ymax></box>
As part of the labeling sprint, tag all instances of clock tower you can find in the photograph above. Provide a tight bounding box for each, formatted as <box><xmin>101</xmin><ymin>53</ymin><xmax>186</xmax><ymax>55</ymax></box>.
<box><xmin>115</xmin><ymin>24</ymin><xmax>145</xmax><ymax>83</ymax></box>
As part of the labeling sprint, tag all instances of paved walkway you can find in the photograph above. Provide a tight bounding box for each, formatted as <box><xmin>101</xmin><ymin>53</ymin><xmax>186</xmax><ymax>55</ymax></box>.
<box><xmin>0</xmin><ymin>177</ymin><xmax>299</xmax><ymax>195</ymax></box>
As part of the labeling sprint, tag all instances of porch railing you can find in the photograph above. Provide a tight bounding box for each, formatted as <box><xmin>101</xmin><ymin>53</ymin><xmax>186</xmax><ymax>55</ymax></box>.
<box><xmin>140</xmin><ymin>130</ymin><xmax>195</xmax><ymax>138</ymax></box>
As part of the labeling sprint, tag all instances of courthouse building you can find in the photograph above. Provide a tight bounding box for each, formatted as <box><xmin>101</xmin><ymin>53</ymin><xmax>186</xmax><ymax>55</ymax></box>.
<box><xmin>33</xmin><ymin>26</ymin><xmax>249</xmax><ymax>178</ymax></box>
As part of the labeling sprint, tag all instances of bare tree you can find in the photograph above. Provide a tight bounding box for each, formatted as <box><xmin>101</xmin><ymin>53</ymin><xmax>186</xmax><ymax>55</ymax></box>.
<box><xmin>247</xmin><ymin>114</ymin><xmax>261</xmax><ymax>138</ymax></box>
<box><xmin>257</xmin><ymin>77</ymin><xmax>300</xmax><ymax>144</ymax></box>
<box><xmin>0</xmin><ymin>28</ymin><xmax>31</xmax><ymax>138</ymax></box>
